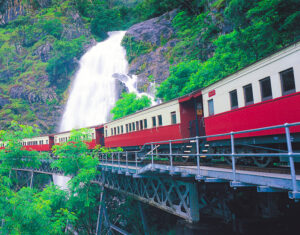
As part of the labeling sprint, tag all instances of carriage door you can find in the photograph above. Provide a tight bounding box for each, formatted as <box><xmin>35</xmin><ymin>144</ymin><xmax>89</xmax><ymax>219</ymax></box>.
<box><xmin>189</xmin><ymin>98</ymin><xmax>205</xmax><ymax>137</ymax></box>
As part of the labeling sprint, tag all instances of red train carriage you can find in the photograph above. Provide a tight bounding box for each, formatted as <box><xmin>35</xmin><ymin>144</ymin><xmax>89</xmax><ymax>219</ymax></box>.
<box><xmin>103</xmin><ymin>90</ymin><xmax>204</xmax><ymax>151</ymax></box>
<box><xmin>21</xmin><ymin>135</ymin><xmax>54</xmax><ymax>152</ymax></box>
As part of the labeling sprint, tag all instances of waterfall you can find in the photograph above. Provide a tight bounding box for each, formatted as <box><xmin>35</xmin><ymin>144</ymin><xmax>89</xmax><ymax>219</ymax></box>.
<box><xmin>60</xmin><ymin>31</ymin><xmax>125</xmax><ymax>131</ymax></box>
<box><xmin>60</xmin><ymin>31</ymin><xmax>156</xmax><ymax>132</ymax></box>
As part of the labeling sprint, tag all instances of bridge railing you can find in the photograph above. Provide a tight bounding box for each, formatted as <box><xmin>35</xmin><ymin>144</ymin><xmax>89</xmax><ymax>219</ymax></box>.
<box><xmin>99</xmin><ymin>122</ymin><xmax>300</xmax><ymax>198</ymax></box>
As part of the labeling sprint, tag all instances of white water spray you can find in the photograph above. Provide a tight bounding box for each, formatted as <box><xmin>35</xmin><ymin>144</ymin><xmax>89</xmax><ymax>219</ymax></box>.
<box><xmin>60</xmin><ymin>31</ymin><xmax>123</xmax><ymax>131</ymax></box>
<box><xmin>60</xmin><ymin>31</ymin><xmax>156</xmax><ymax>132</ymax></box>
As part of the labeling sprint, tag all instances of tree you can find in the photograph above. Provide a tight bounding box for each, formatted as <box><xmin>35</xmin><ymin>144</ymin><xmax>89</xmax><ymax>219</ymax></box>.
<box><xmin>51</xmin><ymin>129</ymin><xmax>101</xmax><ymax>234</ymax></box>
<box><xmin>110</xmin><ymin>92</ymin><xmax>151</xmax><ymax>120</ymax></box>
<box><xmin>0</xmin><ymin>122</ymin><xmax>76</xmax><ymax>235</ymax></box>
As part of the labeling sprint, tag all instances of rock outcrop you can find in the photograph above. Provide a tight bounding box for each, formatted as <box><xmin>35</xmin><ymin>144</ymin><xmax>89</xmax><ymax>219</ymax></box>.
<box><xmin>9</xmin><ymin>85</ymin><xmax>57</xmax><ymax>103</ymax></box>
<box><xmin>123</xmin><ymin>10</ymin><xmax>178</xmax><ymax>92</ymax></box>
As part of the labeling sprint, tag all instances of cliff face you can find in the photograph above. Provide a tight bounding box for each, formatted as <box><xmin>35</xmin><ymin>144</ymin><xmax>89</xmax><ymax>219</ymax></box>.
<box><xmin>0</xmin><ymin>0</ymin><xmax>95</xmax><ymax>133</ymax></box>
<box><xmin>122</xmin><ymin>10</ymin><xmax>178</xmax><ymax>93</ymax></box>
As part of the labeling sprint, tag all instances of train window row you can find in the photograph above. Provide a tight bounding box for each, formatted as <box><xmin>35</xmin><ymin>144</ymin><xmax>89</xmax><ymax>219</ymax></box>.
<box><xmin>208</xmin><ymin>67</ymin><xmax>296</xmax><ymax>115</ymax></box>
<box><xmin>108</xmin><ymin>112</ymin><xmax>177</xmax><ymax>137</ymax></box>
<box><xmin>109</xmin><ymin>119</ymin><xmax>148</xmax><ymax>137</ymax></box>
<box><xmin>21</xmin><ymin>140</ymin><xmax>49</xmax><ymax>146</ymax></box>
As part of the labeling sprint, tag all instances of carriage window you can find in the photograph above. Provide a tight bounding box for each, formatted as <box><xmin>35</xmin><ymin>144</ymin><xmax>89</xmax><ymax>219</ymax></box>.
<box><xmin>132</xmin><ymin>122</ymin><xmax>135</xmax><ymax>131</ymax></box>
<box><xmin>140</xmin><ymin>120</ymin><xmax>144</xmax><ymax>130</ymax></box>
<box><xmin>92</xmin><ymin>133</ymin><xmax>95</xmax><ymax>139</ymax></box>
<box><xmin>121</xmin><ymin>125</ymin><xmax>124</xmax><ymax>134</ymax></box>
<box><xmin>152</xmin><ymin>116</ymin><xmax>156</xmax><ymax>127</ymax></box>
<box><xmin>105</xmin><ymin>130</ymin><xmax>108</xmax><ymax>137</ymax></box>
<box><xmin>171</xmin><ymin>112</ymin><xmax>177</xmax><ymax>124</ymax></box>
<box><xmin>126</xmin><ymin>124</ymin><xmax>128</xmax><ymax>133</ymax></box>
<box><xmin>111</xmin><ymin>128</ymin><xmax>113</xmax><ymax>136</ymax></box>
<box><xmin>117</xmin><ymin>126</ymin><xmax>120</xmax><ymax>134</ymax></box>
<box><xmin>136</xmin><ymin>121</ymin><xmax>139</xmax><ymax>131</ymax></box>
<box><xmin>243</xmin><ymin>84</ymin><xmax>254</xmax><ymax>105</ymax></box>
<box><xmin>46</xmin><ymin>140</ymin><xmax>48</xmax><ymax>144</ymax></box>
<box><xmin>280</xmin><ymin>68</ymin><xmax>295</xmax><ymax>95</ymax></box>
<box><xmin>158</xmin><ymin>115</ymin><xmax>163</xmax><ymax>126</ymax></box>
<box><xmin>129</xmin><ymin>123</ymin><xmax>132</xmax><ymax>132</ymax></box>
<box><xmin>114</xmin><ymin>127</ymin><xmax>116</xmax><ymax>135</ymax></box>
<box><xmin>229</xmin><ymin>90</ymin><xmax>238</xmax><ymax>110</ymax></box>
<box><xmin>208</xmin><ymin>99</ymin><xmax>214</xmax><ymax>116</ymax></box>
<box><xmin>144</xmin><ymin>119</ymin><xmax>147</xmax><ymax>129</ymax></box>
<box><xmin>260</xmin><ymin>77</ymin><xmax>272</xmax><ymax>101</ymax></box>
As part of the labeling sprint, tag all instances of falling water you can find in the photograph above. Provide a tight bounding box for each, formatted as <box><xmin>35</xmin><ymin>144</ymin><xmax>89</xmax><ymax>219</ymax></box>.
<box><xmin>60</xmin><ymin>31</ymin><xmax>129</xmax><ymax>131</ymax></box>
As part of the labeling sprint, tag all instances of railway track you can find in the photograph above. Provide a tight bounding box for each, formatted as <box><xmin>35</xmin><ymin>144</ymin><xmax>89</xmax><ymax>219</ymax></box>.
<box><xmin>109</xmin><ymin>159</ymin><xmax>300</xmax><ymax>175</ymax></box>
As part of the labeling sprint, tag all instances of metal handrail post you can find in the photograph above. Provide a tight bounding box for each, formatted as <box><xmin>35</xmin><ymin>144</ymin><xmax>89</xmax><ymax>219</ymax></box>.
<box><xmin>112</xmin><ymin>153</ymin><xmax>114</xmax><ymax>165</ymax></box>
<box><xmin>196</xmin><ymin>136</ymin><xmax>200</xmax><ymax>178</ymax></box>
<box><xmin>285</xmin><ymin>124</ymin><xmax>297</xmax><ymax>193</ymax></box>
<box><xmin>231</xmin><ymin>132</ymin><xmax>237</xmax><ymax>183</ymax></box>
<box><xmin>151</xmin><ymin>144</ymin><xmax>154</xmax><ymax>170</ymax></box>
<box><xmin>169</xmin><ymin>141</ymin><xmax>173</xmax><ymax>174</ymax></box>
<box><xmin>106</xmin><ymin>154</ymin><xmax>108</xmax><ymax>171</ymax></box>
<box><xmin>135</xmin><ymin>152</ymin><xmax>138</xmax><ymax>174</ymax></box>
<box><xmin>126</xmin><ymin>151</ymin><xmax>129</xmax><ymax>174</ymax></box>
<box><xmin>118</xmin><ymin>153</ymin><xmax>121</xmax><ymax>172</ymax></box>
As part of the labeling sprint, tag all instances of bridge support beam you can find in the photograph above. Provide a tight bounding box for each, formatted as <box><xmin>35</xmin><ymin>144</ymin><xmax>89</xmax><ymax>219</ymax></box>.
<box><xmin>188</xmin><ymin>182</ymin><xmax>199</xmax><ymax>223</ymax></box>
<box><xmin>138</xmin><ymin>202</ymin><xmax>149</xmax><ymax>235</ymax></box>
<box><xmin>30</xmin><ymin>170</ymin><xmax>34</xmax><ymax>189</ymax></box>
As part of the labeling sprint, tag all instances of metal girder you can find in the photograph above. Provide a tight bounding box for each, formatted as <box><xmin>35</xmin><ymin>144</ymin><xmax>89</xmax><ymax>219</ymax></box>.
<box><xmin>257</xmin><ymin>186</ymin><xmax>285</xmax><ymax>193</ymax></box>
<box><xmin>94</xmin><ymin>171</ymin><xmax>199</xmax><ymax>223</ymax></box>
<box><xmin>96</xmin><ymin>186</ymin><xmax>130</xmax><ymax>235</ymax></box>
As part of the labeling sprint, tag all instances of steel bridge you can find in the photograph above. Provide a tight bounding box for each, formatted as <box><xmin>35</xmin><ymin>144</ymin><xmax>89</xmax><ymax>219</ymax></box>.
<box><xmin>8</xmin><ymin>122</ymin><xmax>300</xmax><ymax>234</ymax></box>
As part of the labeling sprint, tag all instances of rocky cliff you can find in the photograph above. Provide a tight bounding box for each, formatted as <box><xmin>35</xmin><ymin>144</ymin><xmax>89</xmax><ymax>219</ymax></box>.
<box><xmin>122</xmin><ymin>10</ymin><xmax>178</xmax><ymax>93</ymax></box>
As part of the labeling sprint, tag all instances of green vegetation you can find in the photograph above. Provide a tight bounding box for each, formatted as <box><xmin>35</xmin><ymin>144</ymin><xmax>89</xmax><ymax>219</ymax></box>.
<box><xmin>0</xmin><ymin>124</ymin><xmax>99</xmax><ymax>234</ymax></box>
<box><xmin>156</xmin><ymin>0</ymin><xmax>300</xmax><ymax>100</ymax></box>
<box><xmin>111</xmin><ymin>92</ymin><xmax>151</xmax><ymax>120</ymax></box>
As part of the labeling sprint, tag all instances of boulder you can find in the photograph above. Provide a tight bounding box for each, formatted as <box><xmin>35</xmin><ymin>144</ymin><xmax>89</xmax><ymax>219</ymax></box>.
<box><xmin>32</xmin><ymin>41</ymin><xmax>53</xmax><ymax>62</ymax></box>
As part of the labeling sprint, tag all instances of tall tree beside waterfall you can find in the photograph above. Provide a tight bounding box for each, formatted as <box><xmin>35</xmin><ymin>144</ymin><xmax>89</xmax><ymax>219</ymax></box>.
<box><xmin>111</xmin><ymin>92</ymin><xmax>151</xmax><ymax>120</ymax></box>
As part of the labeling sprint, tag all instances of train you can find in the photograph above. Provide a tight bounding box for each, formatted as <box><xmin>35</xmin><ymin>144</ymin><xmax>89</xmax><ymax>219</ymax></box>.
<box><xmin>1</xmin><ymin>41</ymin><xmax>300</xmax><ymax>167</ymax></box>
